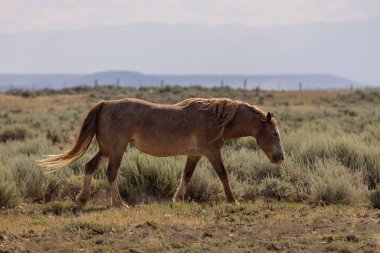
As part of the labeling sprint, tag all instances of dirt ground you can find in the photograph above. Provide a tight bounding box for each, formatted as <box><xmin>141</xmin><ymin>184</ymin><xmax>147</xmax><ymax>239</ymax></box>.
<box><xmin>0</xmin><ymin>200</ymin><xmax>379</xmax><ymax>253</ymax></box>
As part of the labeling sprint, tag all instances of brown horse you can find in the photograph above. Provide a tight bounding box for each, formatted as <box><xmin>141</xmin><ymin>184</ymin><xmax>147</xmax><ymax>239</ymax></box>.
<box><xmin>39</xmin><ymin>98</ymin><xmax>284</xmax><ymax>207</ymax></box>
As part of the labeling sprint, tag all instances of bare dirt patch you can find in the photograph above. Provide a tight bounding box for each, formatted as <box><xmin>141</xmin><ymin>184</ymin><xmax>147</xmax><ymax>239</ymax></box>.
<box><xmin>0</xmin><ymin>201</ymin><xmax>379</xmax><ymax>252</ymax></box>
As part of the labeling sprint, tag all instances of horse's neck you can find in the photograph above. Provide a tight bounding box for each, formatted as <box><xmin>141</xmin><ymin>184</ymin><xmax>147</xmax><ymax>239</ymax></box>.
<box><xmin>223</xmin><ymin>113</ymin><xmax>263</xmax><ymax>140</ymax></box>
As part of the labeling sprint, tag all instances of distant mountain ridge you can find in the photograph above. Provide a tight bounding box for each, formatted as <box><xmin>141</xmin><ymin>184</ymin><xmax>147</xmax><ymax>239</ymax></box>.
<box><xmin>0</xmin><ymin>71</ymin><xmax>358</xmax><ymax>91</ymax></box>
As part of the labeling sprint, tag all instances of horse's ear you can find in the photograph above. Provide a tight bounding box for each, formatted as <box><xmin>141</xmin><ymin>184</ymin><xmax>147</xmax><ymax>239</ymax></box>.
<box><xmin>267</xmin><ymin>112</ymin><xmax>272</xmax><ymax>122</ymax></box>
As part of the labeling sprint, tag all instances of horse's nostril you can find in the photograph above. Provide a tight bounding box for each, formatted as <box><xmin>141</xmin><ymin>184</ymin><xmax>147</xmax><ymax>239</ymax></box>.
<box><xmin>272</xmin><ymin>153</ymin><xmax>284</xmax><ymax>164</ymax></box>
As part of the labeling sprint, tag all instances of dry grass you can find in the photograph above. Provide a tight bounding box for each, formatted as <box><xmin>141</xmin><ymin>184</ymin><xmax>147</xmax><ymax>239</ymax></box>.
<box><xmin>0</xmin><ymin>87</ymin><xmax>379</xmax><ymax>207</ymax></box>
<box><xmin>0</xmin><ymin>201</ymin><xmax>379</xmax><ymax>252</ymax></box>
<box><xmin>0</xmin><ymin>86</ymin><xmax>380</xmax><ymax>252</ymax></box>
<box><xmin>0</xmin><ymin>93</ymin><xmax>88</xmax><ymax>112</ymax></box>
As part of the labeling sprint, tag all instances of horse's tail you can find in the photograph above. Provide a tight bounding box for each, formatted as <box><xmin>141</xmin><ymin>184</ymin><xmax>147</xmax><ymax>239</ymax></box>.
<box><xmin>38</xmin><ymin>101</ymin><xmax>106</xmax><ymax>173</ymax></box>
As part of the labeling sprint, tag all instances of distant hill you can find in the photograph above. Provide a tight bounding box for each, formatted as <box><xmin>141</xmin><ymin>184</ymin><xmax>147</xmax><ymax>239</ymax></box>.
<box><xmin>0</xmin><ymin>71</ymin><xmax>358</xmax><ymax>91</ymax></box>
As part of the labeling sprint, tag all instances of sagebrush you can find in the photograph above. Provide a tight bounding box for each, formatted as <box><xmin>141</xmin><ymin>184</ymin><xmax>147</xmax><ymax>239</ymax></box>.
<box><xmin>0</xmin><ymin>86</ymin><xmax>379</xmax><ymax>208</ymax></box>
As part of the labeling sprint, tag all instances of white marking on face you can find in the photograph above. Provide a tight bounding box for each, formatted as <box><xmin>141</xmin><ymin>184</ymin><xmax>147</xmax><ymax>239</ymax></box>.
<box><xmin>275</xmin><ymin>128</ymin><xmax>283</xmax><ymax>153</ymax></box>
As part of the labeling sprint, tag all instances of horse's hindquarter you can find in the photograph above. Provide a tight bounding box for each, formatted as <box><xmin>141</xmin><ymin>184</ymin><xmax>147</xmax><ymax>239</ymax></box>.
<box><xmin>99</xmin><ymin>99</ymin><xmax>214</xmax><ymax>156</ymax></box>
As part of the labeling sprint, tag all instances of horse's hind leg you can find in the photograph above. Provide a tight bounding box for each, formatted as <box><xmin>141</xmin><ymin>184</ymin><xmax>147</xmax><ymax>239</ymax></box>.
<box><xmin>106</xmin><ymin>148</ymin><xmax>128</xmax><ymax>207</ymax></box>
<box><xmin>76</xmin><ymin>151</ymin><xmax>105</xmax><ymax>206</ymax></box>
<box><xmin>173</xmin><ymin>155</ymin><xmax>201</xmax><ymax>202</ymax></box>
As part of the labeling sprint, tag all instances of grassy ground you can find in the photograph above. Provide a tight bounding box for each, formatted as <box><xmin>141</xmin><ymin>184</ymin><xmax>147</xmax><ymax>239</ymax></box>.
<box><xmin>1</xmin><ymin>201</ymin><xmax>379</xmax><ymax>252</ymax></box>
<box><xmin>0</xmin><ymin>86</ymin><xmax>380</xmax><ymax>252</ymax></box>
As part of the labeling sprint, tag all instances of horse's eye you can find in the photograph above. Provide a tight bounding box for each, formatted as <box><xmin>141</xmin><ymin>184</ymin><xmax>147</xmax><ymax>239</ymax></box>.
<box><xmin>273</xmin><ymin>132</ymin><xmax>278</xmax><ymax>137</ymax></box>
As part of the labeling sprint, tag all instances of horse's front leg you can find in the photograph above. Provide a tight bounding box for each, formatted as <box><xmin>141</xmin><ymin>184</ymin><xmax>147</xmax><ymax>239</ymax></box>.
<box><xmin>173</xmin><ymin>155</ymin><xmax>201</xmax><ymax>202</ymax></box>
<box><xmin>205</xmin><ymin>150</ymin><xmax>236</xmax><ymax>203</ymax></box>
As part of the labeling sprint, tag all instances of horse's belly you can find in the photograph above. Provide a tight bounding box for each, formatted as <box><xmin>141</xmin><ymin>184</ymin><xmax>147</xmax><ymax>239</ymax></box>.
<box><xmin>130</xmin><ymin>135</ymin><xmax>200</xmax><ymax>157</ymax></box>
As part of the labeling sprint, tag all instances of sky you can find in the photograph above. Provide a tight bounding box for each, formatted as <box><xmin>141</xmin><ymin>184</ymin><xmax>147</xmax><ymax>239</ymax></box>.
<box><xmin>0</xmin><ymin>0</ymin><xmax>379</xmax><ymax>84</ymax></box>
<box><xmin>1</xmin><ymin>0</ymin><xmax>380</xmax><ymax>34</ymax></box>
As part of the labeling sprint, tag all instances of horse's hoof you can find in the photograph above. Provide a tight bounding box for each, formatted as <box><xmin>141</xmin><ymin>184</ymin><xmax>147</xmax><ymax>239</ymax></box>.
<box><xmin>75</xmin><ymin>191</ymin><xmax>90</xmax><ymax>207</ymax></box>
<box><xmin>112</xmin><ymin>202</ymin><xmax>129</xmax><ymax>208</ymax></box>
<box><xmin>75</xmin><ymin>197</ymin><xmax>88</xmax><ymax>208</ymax></box>
<box><xmin>172</xmin><ymin>197</ymin><xmax>182</xmax><ymax>203</ymax></box>
<box><xmin>226</xmin><ymin>198</ymin><xmax>238</xmax><ymax>205</ymax></box>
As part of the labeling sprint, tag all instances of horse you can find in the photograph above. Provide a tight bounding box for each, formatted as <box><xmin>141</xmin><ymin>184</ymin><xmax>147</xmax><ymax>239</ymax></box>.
<box><xmin>39</xmin><ymin>98</ymin><xmax>285</xmax><ymax>207</ymax></box>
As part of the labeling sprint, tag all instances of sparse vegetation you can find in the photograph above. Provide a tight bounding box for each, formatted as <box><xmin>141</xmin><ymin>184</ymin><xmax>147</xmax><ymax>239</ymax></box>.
<box><xmin>0</xmin><ymin>201</ymin><xmax>379</xmax><ymax>252</ymax></box>
<box><xmin>258</xmin><ymin>177</ymin><xmax>296</xmax><ymax>201</ymax></box>
<box><xmin>369</xmin><ymin>187</ymin><xmax>380</xmax><ymax>209</ymax></box>
<box><xmin>309</xmin><ymin>159</ymin><xmax>366</xmax><ymax>205</ymax></box>
<box><xmin>0</xmin><ymin>86</ymin><xmax>379</xmax><ymax>207</ymax></box>
<box><xmin>0</xmin><ymin>86</ymin><xmax>379</xmax><ymax>252</ymax></box>
<box><xmin>0</xmin><ymin>124</ymin><xmax>31</xmax><ymax>142</ymax></box>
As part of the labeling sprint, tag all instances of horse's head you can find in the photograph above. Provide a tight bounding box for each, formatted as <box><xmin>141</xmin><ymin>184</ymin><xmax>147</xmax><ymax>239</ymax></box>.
<box><xmin>255</xmin><ymin>112</ymin><xmax>285</xmax><ymax>164</ymax></box>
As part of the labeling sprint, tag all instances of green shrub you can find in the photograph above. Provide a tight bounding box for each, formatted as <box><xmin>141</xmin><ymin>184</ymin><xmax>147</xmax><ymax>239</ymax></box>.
<box><xmin>0</xmin><ymin>124</ymin><xmax>31</xmax><ymax>142</ymax></box>
<box><xmin>17</xmin><ymin>136</ymin><xmax>51</xmax><ymax>156</ymax></box>
<box><xmin>185</xmin><ymin>168</ymin><xmax>222</xmax><ymax>202</ymax></box>
<box><xmin>41</xmin><ymin>200</ymin><xmax>78</xmax><ymax>215</ymax></box>
<box><xmin>10</xmin><ymin>156</ymin><xmax>49</xmax><ymax>202</ymax></box>
<box><xmin>0</xmin><ymin>86</ymin><xmax>379</xmax><ymax>208</ymax></box>
<box><xmin>44</xmin><ymin>174</ymin><xmax>65</xmax><ymax>201</ymax></box>
<box><xmin>309</xmin><ymin>159</ymin><xmax>366</xmax><ymax>205</ymax></box>
<box><xmin>228</xmin><ymin>172</ymin><xmax>251</xmax><ymax>201</ymax></box>
<box><xmin>58</xmin><ymin>176</ymin><xmax>84</xmax><ymax>200</ymax></box>
<box><xmin>0</xmin><ymin>170</ymin><xmax>19</xmax><ymax>207</ymax></box>
<box><xmin>118</xmin><ymin>150</ymin><xmax>181</xmax><ymax>203</ymax></box>
<box><xmin>223</xmin><ymin>147</ymin><xmax>281</xmax><ymax>183</ymax></box>
<box><xmin>287</xmin><ymin>131</ymin><xmax>380</xmax><ymax>189</ymax></box>
<box><xmin>6</xmin><ymin>89</ymin><xmax>35</xmax><ymax>97</ymax></box>
<box><xmin>69</xmin><ymin>151</ymin><xmax>97</xmax><ymax>175</ymax></box>
<box><xmin>43</xmin><ymin>173</ymin><xmax>107</xmax><ymax>202</ymax></box>
<box><xmin>63</xmin><ymin>221</ymin><xmax>113</xmax><ymax>236</ymax></box>
<box><xmin>258</xmin><ymin>177</ymin><xmax>296</xmax><ymax>201</ymax></box>
<box><xmin>369</xmin><ymin>187</ymin><xmax>380</xmax><ymax>209</ymax></box>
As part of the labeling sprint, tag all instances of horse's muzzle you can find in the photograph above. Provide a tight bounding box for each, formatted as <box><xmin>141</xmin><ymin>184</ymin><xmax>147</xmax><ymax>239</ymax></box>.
<box><xmin>272</xmin><ymin>153</ymin><xmax>285</xmax><ymax>164</ymax></box>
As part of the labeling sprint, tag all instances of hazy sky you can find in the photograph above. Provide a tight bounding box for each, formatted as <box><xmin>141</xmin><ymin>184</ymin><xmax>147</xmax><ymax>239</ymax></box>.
<box><xmin>1</xmin><ymin>0</ymin><xmax>379</xmax><ymax>84</ymax></box>
<box><xmin>1</xmin><ymin>0</ymin><xmax>380</xmax><ymax>34</ymax></box>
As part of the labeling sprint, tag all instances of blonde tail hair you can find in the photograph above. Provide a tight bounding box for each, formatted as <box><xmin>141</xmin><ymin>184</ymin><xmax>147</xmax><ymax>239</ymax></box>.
<box><xmin>38</xmin><ymin>101</ymin><xmax>106</xmax><ymax>173</ymax></box>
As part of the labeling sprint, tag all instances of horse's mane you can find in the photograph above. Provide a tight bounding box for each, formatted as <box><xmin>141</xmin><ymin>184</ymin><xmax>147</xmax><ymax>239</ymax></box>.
<box><xmin>179</xmin><ymin>98</ymin><xmax>267</xmax><ymax>128</ymax></box>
